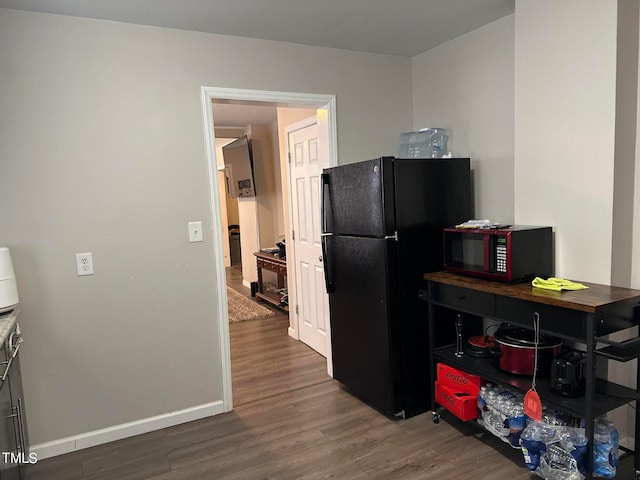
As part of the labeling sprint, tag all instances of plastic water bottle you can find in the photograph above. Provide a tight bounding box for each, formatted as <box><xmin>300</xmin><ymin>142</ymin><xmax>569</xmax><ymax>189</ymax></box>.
<box><xmin>503</xmin><ymin>399</ymin><xmax>515</xmax><ymax>417</ymax></box>
<box><xmin>489</xmin><ymin>394</ymin><xmax>509</xmax><ymax>436</ymax></box>
<box><xmin>478</xmin><ymin>386</ymin><xmax>488</xmax><ymax>409</ymax></box>
<box><xmin>408</xmin><ymin>130</ymin><xmax>432</xmax><ymax>158</ymax></box>
<box><xmin>485</xmin><ymin>390</ymin><xmax>496</xmax><ymax>406</ymax></box>
<box><xmin>484</xmin><ymin>391</ymin><xmax>497</xmax><ymax>414</ymax></box>
<box><xmin>496</xmin><ymin>398</ymin><xmax>507</xmax><ymax>420</ymax></box>
<box><xmin>428</xmin><ymin>128</ymin><xmax>449</xmax><ymax>158</ymax></box>
<box><xmin>477</xmin><ymin>386</ymin><xmax>488</xmax><ymax>424</ymax></box>
<box><xmin>495</xmin><ymin>397</ymin><xmax>511</xmax><ymax>436</ymax></box>
<box><xmin>593</xmin><ymin>417</ymin><xmax>619</xmax><ymax>478</ymax></box>
<box><xmin>398</xmin><ymin>132</ymin><xmax>411</xmax><ymax>158</ymax></box>
<box><xmin>483</xmin><ymin>391</ymin><xmax>498</xmax><ymax>430</ymax></box>
<box><xmin>507</xmin><ymin>405</ymin><xmax>526</xmax><ymax>447</ymax></box>
<box><xmin>398</xmin><ymin>131</ymin><xmax>430</xmax><ymax>158</ymax></box>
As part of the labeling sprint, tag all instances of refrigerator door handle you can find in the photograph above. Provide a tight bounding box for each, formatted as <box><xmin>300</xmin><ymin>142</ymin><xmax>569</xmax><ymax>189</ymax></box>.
<box><xmin>321</xmin><ymin>234</ymin><xmax>334</xmax><ymax>293</ymax></box>
<box><xmin>321</xmin><ymin>172</ymin><xmax>330</xmax><ymax>234</ymax></box>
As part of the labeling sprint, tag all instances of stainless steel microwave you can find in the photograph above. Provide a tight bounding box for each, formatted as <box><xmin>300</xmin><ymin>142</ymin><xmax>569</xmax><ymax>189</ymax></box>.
<box><xmin>443</xmin><ymin>226</ymin><xmax>553</xmax><ymax>282</ymax></box>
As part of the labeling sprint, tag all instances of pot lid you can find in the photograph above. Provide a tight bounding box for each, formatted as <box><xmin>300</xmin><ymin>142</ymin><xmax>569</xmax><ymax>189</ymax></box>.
<box><xmin>494</xmin><ymin>327</ymin><xmax>562</xmax><ymax>348</ymax></box>
<box><xmin>467</xmin><ymin>335</ymin><xmax>496</xmax><ymax>349</ymax></box>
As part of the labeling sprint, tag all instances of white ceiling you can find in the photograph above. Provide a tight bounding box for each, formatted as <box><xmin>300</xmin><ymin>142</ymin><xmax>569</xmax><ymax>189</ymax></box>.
<box><xmin>0</xmin><ymin>0</ymin><xmax>514</xmax><ymax>57</ymax></box>
<box><xmin>212</xmin><ymin>104</ymin><xmax>278</xmax><ymax>128</ymax></box>
<box><xmin>0</xmin><ymin>0</ymin><xmax>514</xmax><ymax>126</ymax></box>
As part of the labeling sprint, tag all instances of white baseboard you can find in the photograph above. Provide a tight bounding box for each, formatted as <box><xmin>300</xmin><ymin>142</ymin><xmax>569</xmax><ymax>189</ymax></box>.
<box><xmin>31</xmin><ymin>400</ymin><xmax>224</xmax><ymax>460</ymax></box>
<box><xmin>288</xmin><ymin>326</ymin><xmax>298</xmax><ymax>340</ymax></box>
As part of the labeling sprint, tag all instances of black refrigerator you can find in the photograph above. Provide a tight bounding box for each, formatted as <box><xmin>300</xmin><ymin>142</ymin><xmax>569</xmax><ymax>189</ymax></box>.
<box><xmin>321</xmin><ymin>156</ymin><xmax>472</xmax><ymax>418</ymax></box>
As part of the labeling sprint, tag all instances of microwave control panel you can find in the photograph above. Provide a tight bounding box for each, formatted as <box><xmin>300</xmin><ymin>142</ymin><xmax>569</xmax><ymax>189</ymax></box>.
<box><xmin>496</xmin><ymin>237</ymin><xmax>507</xmax><ymax>273</ymax></box>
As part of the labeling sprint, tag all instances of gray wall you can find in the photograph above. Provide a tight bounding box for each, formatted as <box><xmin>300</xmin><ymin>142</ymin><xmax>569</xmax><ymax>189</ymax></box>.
<box><xmin>514</xmin><ymin>0</ymin><xmax>639</xmax><ymax>446</ymax></box>
<box><xmin>412</xmin><ymin>15</ymin><xmax>515</xmax><ymax>223</ymax></box>
<box><xmin>0</xmin><ymin>8</ymin><xmax>412</xmax><ymax>446</ymax></box>
<box><xmin>514</xmin><ymin>0</ymin><xmax>619</xmax><ymax>284</ymax></box>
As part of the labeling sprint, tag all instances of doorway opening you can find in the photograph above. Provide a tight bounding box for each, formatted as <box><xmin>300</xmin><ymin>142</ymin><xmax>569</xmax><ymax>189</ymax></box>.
<box><xmin>200</xmin><ymin>87</ymin><xmax>337</xmax><ymax>412</ymax></box>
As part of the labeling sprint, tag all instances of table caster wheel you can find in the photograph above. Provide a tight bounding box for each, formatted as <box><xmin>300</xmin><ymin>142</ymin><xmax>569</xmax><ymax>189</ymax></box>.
<box><xmin>432</xmin><ymin>411</ymin><xmax>440</xmax><ymax>424</ymax></box>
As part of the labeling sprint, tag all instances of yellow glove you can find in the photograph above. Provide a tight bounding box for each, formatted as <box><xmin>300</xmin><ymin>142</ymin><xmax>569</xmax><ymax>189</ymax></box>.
<box><xmin>532</xmin><ymin>277</ymin><xmax>588</xmax><ymax>291</ymax></box>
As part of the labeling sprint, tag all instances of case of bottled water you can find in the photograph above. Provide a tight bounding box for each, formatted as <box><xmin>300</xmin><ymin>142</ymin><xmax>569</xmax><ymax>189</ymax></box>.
<box><xmin>397</xmin><ymin>128</ymin><xmax>449</xmax><ymax>158</ymax></box>
<box><xmin>476</xmin><ymin>384</ymin><xmax>527</xmax><ymax>448</ymax></box>
<box><xmin>520</xmin><ymin>415</ymin><xmax>617</xmax><ymax>480</ymax></box>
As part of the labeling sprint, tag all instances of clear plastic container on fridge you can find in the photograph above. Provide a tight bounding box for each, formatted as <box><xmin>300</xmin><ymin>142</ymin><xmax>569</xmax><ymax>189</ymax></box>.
<box><xmin>397</xmin><ymin>128</ymin><xmax>449</xmax><ymax>158</ymax></box>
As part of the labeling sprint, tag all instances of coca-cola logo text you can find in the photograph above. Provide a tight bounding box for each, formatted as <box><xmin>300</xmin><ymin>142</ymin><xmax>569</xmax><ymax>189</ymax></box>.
<box><xmin>445</xmin><ymin>372</ymin><xmax>469</xmax><ymax>384</ymax></box>
<box><xmin>438</xmin><ymin>390</ymin><xmax>457</xmax><ymax>407</ymax></box>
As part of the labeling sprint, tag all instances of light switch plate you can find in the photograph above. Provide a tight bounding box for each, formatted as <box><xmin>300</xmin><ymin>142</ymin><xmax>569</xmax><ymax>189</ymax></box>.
<box><xmin>188</xmin><ymin>221</ymin><xmax>203</xmax><ymax>242</ymax></box>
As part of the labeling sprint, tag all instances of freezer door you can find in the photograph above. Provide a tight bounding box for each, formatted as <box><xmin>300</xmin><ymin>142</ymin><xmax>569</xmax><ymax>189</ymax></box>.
<box><xmin>322</xmin><ymin>157</ymin><xmax>395</xmax><ymax>237</ymax></box>
<box><xmin>327</xmin><ymin>234</ymin><xmax>402</xmax><ymax>416</ymax></box>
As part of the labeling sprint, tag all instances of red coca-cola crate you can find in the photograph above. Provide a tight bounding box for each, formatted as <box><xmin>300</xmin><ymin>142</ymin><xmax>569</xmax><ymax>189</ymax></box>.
<box><xmin>437</xmin><ymin>362</ymin><xmax>483</xmax><ymax>396</ymax></box>
<box><xmin>435</xmin><ymin>381</ymin><xmax>478</xmax><ymax>422</ymax></box>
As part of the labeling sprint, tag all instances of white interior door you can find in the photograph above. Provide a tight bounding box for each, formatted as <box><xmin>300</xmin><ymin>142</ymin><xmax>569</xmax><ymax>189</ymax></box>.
<box><xmin>287</xmin><ymin>118</ymin><xmax>329</xmax><ymax>357</ymax></box>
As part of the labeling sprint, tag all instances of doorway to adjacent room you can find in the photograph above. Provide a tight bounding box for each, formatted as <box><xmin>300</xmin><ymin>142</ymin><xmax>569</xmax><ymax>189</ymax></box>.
<box><xmin>200</xmin><ymin>87</ymin><xmax>337</xmax><ymax>412</ymax></box>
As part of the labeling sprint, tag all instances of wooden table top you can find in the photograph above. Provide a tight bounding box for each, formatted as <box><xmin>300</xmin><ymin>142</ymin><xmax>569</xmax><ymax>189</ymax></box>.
<box><xmin>424</xmin><ymin>271</ymin><xmax>640</xmax><ymax>313</ymax></box>
<box><xmin>254</xmin><ymin>251</ymin><xmax>286</xmax><ymax>263</ymax></box>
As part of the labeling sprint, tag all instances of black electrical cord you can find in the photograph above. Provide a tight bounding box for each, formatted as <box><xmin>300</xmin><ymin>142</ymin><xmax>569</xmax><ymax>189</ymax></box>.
<box><xmin>484</xmin><ymin>324</ymin><xmax>499</xmax><ymax>343</ymax></box>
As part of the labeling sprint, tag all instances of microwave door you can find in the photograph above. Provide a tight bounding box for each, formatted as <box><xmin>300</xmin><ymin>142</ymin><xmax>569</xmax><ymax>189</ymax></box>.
<box><xmin>445</xmin><ymin>232</ymin><xmax>494</xmax><ymax>274</ymax></box>
<box><xmin>462</xmin><ymin>234</ymin><xmax>485</xmax><ymax>271</ymax></box>
<box><xmin>446</xmin><ymin>232</ymin><xmax>480</xmax><ymax>270</ymax></box>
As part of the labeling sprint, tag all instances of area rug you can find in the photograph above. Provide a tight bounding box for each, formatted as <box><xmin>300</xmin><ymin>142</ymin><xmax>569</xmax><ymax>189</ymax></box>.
<box><xmin>227</xmin><ymin>286</ymin><xmax>276</xmax><ymax>323</ymax></box>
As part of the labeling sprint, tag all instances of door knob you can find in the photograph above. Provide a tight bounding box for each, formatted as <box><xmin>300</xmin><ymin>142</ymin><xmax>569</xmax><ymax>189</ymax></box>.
<box><xmin>318</xmin><ymin>256</ymin><xmax>323</xmax><ymax>262</ymax></box>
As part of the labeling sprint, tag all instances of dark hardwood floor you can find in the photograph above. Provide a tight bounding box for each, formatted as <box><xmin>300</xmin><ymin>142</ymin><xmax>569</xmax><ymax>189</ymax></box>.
<box><xmin>26</xmin><ymin>266</ymin><xmax>635</xmax><ymax>479</ymax></box>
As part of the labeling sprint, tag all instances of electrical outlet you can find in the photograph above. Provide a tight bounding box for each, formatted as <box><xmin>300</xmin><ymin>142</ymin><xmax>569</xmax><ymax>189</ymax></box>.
<box><xmin>76</xmin><ymin>253</ymin><xmax>94</xmax><ymax>276</ymax></box>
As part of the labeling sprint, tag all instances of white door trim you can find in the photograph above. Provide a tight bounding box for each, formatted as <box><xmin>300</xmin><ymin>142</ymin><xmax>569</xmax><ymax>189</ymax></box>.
<box><xmin>200</xmin><ymin>87</ymin><xmax>337</xmax><ymax>412</ymax></box>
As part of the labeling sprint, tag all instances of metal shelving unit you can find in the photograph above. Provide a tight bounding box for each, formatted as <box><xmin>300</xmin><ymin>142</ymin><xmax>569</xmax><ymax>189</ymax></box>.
<box><xmin>424</xmin><ymin>271</ymin><xmax>640</xmax><ymax>480</ymax></box>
